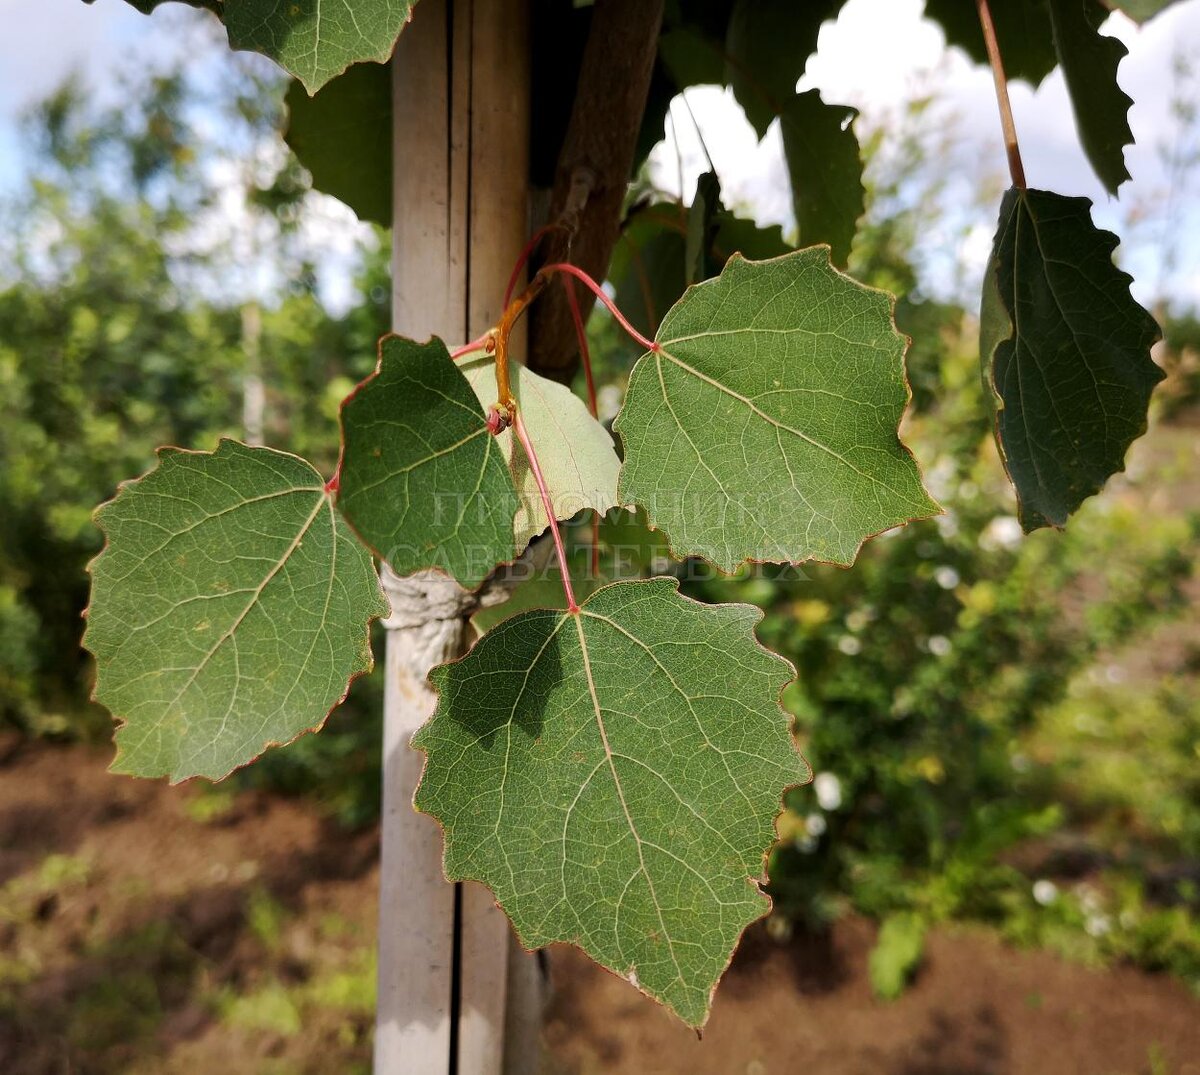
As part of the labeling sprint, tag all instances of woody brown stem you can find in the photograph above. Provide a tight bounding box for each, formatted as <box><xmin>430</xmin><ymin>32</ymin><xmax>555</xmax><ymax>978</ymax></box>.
<box><xmin>977</xmin><ymin>0</ymin><xmax>1027</xmax><ymax>189</ymax></box>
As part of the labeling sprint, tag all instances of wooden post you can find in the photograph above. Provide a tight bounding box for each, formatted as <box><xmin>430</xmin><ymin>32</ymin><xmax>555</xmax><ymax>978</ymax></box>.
<box><xmin>374</xmin><ymin>1</ymin><xmax>539</xmax><ymax>1072</ymax></box>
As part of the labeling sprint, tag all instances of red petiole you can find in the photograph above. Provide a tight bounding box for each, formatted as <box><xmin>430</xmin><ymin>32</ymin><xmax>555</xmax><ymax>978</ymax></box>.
<box><xmin>450</xmin><ymin>332</ymin><xmax>495</xmax><ymax>361</ymax></box>
<box><xmin>539</xmin><ymin>262</ymin><xmax>660</xmax><ymax>354</ymax></box>
<box><xmin>513</xmin><ymin>409</ymin><xmax>579</xmax><ymax>613</ymax></box>
<box><xmin>453</xmin><ymin>248</ymin><xmax>661</xmax><ymax>595</ymax></box>
<box><xmin>562</xmin><ymin>275</ymin><xmax>602</xmax><ymax>577</ymax></box>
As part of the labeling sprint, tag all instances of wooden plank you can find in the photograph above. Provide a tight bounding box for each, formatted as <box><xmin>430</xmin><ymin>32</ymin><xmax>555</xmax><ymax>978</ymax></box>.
<box><xmin>375</xmin><ymin>2</ymin><xmax>458</xmax><ymax>1072</ymax></box>
<box><xmin>376</xmin><ymin>1</ymin><xmax>538</xmax><ymax>1071</ymax></box>
<box><xmin>458</xmin><ymin>2</ymin><xmax>536</xmax><ymax>1072</ymax></box>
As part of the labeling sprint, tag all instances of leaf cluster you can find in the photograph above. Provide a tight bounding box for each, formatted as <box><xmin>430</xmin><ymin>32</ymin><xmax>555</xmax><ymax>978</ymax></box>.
<box><xmin>69</xmin><ymin>0</ymin><xmax>1190</xmax><ymax>1028</ymax></box>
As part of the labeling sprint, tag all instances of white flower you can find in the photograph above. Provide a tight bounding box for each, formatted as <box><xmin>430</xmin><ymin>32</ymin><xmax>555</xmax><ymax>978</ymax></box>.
<box><xmin>980</xmin><ymin>515</ymin><xmax>1023</xmax><ymax>551</ymax></box>
<box><xmin>928</xmin><ymin>635</ymin><xmax>952</xmax><ymax>657</ymax></box>
<box><xmin>1033</xmin><ymin>879</ymin><xmax>1058</xmax><ymax>906</ymax></box>
<box><xmin>1086</xmin><ymin>913</ymin><xmax>1112</xmax><ymax>938</ymax></box>
<box><xmin>806</xmin><ymin>813</ymin><xmax>827</xmax><ymax>837</ymax></box>
<box><xmin>934</xmin><ymin>565</ymin><xmax>960</xmax><ymax>590</ymax></box>
<box><xmin>795</xmin><ymin>834</ymin><xmax>818</xmax><ymax>854</ymax></box>
<box><xmin>837</xmin><ymin>635</ymin><xmax>862</xmax><ymax>656</ymax></box>
<box><xmin>814</xmin><ymin>771</ymin><xmax>842</xmax><ymax>811</ymax></box>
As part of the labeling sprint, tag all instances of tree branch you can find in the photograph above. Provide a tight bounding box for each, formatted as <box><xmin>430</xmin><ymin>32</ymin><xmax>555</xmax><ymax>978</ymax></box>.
<box><xmin>527</xmin><ymin>0</ymin><xmax>665</xmax><ymax>383</ymax></box>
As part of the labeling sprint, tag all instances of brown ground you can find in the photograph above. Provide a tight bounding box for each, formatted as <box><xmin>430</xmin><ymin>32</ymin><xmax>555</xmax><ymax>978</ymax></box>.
<box><xmin>1</xmin><ymin>741</ymin><xmax>1197</xmax><ymax>1075</ymax></box>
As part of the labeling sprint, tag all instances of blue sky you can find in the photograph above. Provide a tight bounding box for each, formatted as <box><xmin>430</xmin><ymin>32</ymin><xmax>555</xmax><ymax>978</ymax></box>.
<box><xmin>3</xmin><ymin>0</ymin><xmax>1199</xmax><ymax>314</ymax></box>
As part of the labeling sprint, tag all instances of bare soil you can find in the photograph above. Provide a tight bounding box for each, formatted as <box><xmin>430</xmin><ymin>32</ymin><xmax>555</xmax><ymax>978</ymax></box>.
<box><xmin>1</xmin><ymin>741</ymin><xmax>1197</xmax><ymax>1074</ymax></box>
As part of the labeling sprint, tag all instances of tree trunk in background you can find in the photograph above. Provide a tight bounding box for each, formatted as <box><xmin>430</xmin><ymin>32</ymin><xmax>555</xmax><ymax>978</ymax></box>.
<box><xmin>373</xmin><ymin>2</ymin><xmax>540</xmax><ymax>1072</ymax></box>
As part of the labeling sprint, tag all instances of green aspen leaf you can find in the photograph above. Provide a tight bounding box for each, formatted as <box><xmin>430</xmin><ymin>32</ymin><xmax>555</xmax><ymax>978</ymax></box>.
<box><xmin>924</xmin><ymin>0</ymin><xmax>1060</xmax><ymax>86</ymax></box>
<box><xmin>337</xmin><ymin>335</ymin><xmax>519</xmax><ymax>589</ymax></box>
<box><xmin>713</xmin><ymin>211</ymin><xmax>790</xmax><ymax>264</ymax></box>
<box><xmin>225</xmin><ymin>0</ymin><xmax>418</xmax><ymax>95</ymax></box>
<box><xmin>614</xmin><ymin>248</ymin><xmax>939</xmax><ymax>573</ymax></box>
<box><xmin>981</xmin><ymin>187</ymin><xmax>1162</xmax><ymax>531</ymax></box>
<box><xmin>84</xmin><ymin>440</ymin><xmax>386</xmax><ymax>783</ymax></box>
<box><xmin>413</xmin><ymin>577</ymin><xmax>807</xmax><ymax>1028</ymax></box>
<box><xmin>726</xmin><ymin>0</ymin><xmax>842</xmax><ymax>138</ymax></box>
<box><xmin>779</xmin><ymin>91</ymin><xmax>864</xmax><ymax>267</ymax></box>
<box><xmin>92</xmin><ymin>0</ymin><xmax>414</xmax><ymax>93</ymax></box>
<box><xmin>284</xmin><ymin>63</ymin><xmax>392</xmax><ymax>225</ymax></box>
<box><xmin>458</xmin><ymin>352</ymin><xmax>621</xmax><ymax>554</ymax></box>
<box><xmin>1048</xmin><ymin>0</ymin><xmax>1133</xmax><ymax>195</ymax></box>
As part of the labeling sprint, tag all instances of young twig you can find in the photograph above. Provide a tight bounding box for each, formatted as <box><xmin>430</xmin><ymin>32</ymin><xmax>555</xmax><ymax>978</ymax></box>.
<box><xmin>494</xmin><ymin>274</ymin><xmax>551</xmax><ymax>408</ymax></box>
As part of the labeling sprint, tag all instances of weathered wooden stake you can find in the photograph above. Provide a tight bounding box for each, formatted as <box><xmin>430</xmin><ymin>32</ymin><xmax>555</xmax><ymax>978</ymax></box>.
<box><xmin>373</xmin><ymin>1</ymin><xmax>539</xmax><ymax>1072</ymax></box>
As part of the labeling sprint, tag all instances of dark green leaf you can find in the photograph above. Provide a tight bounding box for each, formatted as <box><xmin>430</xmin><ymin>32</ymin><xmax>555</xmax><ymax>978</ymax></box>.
<box><xmin>609</xmin><ymin>200</ymin><xmax>791</xmax><ymax>346</ymax></box>
<box><xmin>1048</xmin><ymin>0</ymin><xmax>1134</xmax><ymax>195</ymax></box>
<box><xmin>97</xmin><ymin>0</ymin><xmax>221</xmax><ymax>13</ymax></box>
<box><xmin>414</xmin><ymin>577</ymin><xmax>807</xmax><ymax>1027</ymax></box>
<box><xmin>94</xmin><ymin>0</ymin><xmax>415</xmax><ymax>93</ymax></box>
<box><xmin>610</xmin><ymin>204</ymin><xmax>689</xmax><ymax>344</ymax></box>
<box><xmin>284</xmin><ymin>63</ymin><xmax>392</xmax><ymax>226</ymax></box>
<box><xmin>649</xmin><ymin>8</ymin><xmax>863</xmax><ymax>262</ymax></box>
<box><xmin>337</xmin><ymin>335</ymin><xmax>519</xmax><ymax>588</ymax></box>
<box><xmin>658</xmin><ymin>27</ymin><xmax>728</xmax><ymax>90</ymax></box>
<box><xmin>712</xmin><ymin>212</ymin><xmax>790</xmax><ymax>263</ymax></box>
<box><xmin>726</xmin><ymin>0</ymin><xmax>841</xmax><ymax>137</ymax></box>
<box><xmin>615</xmin><ymin>248</ymin><xmax>939</xmax><ymax>572</ymax></box>
<box><xmin>981</xmin><ymin>187</ymin><xmax>1162</xmax><ymax>530</ymax></box>
<box><xmin>779</xmin><ymin>90</ymin><xmax>864</xmax><ymax>267</ymax></box>
<box><xmin>85</xmin><ymin>440</ymin><xmax>386</xmax><ymax>782</ymax></box>
<box><xmin>686</xmin><ymin>171</ymin><xmax>723</xmax><ymax>284</ymax></box>
<box><xmin>924</xmin><ymin>0</ymin><xmax>1059</xmax><ymax>86</ymax></box>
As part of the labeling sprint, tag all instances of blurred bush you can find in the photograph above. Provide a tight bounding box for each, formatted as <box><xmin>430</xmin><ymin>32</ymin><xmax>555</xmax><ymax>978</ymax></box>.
<box><xmin>0</xmin><ymin>68</ymin><xmax>387</xmax><ymax>745</ymax></box>
<box><xmin>690</xmin><ymin>314</ymin><xmax>1199</xmax><ymax>992</ymax></box>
